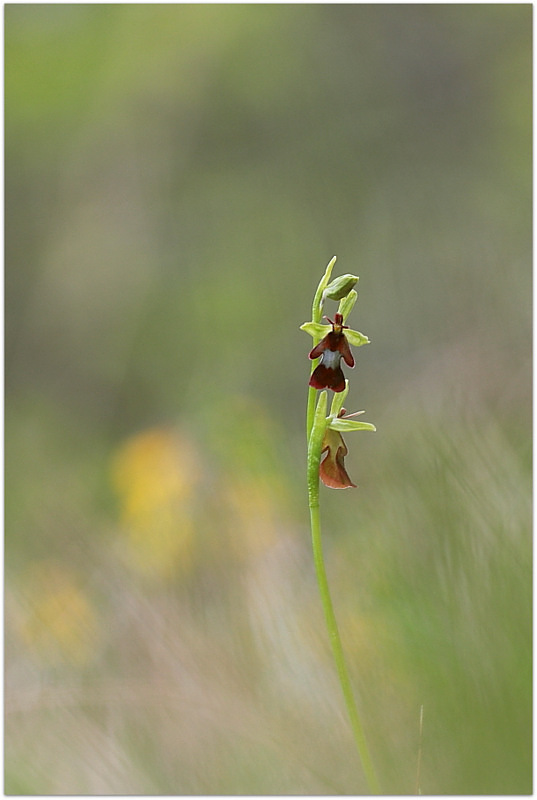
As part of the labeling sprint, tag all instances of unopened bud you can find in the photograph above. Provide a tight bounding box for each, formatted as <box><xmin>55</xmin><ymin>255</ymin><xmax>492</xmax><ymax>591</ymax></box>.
<box><xmin>323</xmin><ymin>274</ymin><xmax>359</xmax><ymax>301</ymax></box>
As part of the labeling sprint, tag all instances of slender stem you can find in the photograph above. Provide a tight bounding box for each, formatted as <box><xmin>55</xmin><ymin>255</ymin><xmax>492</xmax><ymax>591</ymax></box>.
<box><xmin>307</xmin><ymin>394</ymin><xmax>380</xmax><ymax>794</ymax></box>
<box><xmin>309</xmin><ymin>502</ymin><xmax>380</xmax><ymax>793</ymax></box>
<box><xmin>306</xmin><ymin>385</ymin><xmax>317</xmax><ymax>441</ymax></box>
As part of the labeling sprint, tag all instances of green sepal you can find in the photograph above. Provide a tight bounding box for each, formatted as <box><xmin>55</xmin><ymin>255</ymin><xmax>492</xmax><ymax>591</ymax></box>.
<box><xmin>323</xmin><ymin>274</ymin><xmax>359</xmax><ymax>301</ymax></box>
<box><xmin>301</xmin><ymin>321</ymin><xmax>369</xmax><ymax>348</ymax></box>
<box><xmin>329</xmin><ymin>418</ymin><xmax>376</xmax><ymax>433</ymax></box>
<box><xmin>329</xmin><ymin>380</ymin><xmax>349</xmax><ymax>418</ymax></box>
<box><xmin>300</xmin><ymin>321</ymin><xmax>331</xmax><ymax>339</ymax></box>
<box><xmin>344</xmin><ymin>328</ymin><xmax>370</xmax><ymax>347</ymax></box>
<box><xmin>338</xmin><ymin>289</ymin><xmax>358</xmax><ymax>321</ymax></box>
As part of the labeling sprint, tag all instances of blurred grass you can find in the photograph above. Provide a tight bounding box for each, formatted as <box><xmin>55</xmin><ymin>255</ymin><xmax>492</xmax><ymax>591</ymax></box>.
<box><xmin>5</xmin><ymin>4</ymin><xmax>531</xmax><ymax>795</ymax></box>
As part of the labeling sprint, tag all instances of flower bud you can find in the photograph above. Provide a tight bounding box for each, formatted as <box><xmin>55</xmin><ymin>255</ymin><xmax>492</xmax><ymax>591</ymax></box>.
<box><xmin>323</xmin><ymin>274</ymin><xmax>359</xmax><ymax>301</ymax></box>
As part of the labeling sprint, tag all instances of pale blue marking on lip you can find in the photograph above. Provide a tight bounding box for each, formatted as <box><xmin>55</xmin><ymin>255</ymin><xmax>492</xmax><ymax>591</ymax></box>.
<box><xmin>321</xmin><ymin>349</ymin><xmax>341</xmax><ymax>369</ymax></box>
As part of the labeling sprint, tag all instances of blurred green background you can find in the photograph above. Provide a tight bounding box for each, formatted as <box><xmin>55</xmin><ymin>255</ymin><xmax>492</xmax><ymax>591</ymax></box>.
<box><xmin>5</xmin><ymin>4</ymin><xmax>531</xmax><ymax>795</ymax></box>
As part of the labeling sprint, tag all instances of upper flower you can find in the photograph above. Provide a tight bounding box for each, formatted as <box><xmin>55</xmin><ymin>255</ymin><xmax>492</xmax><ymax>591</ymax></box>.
<box><xmin>301</xmin><ymin>312</ymin><xmax>370</xmax><ymax>394</ymax></box>
<box><xmin>308</xmin><ymin>313</ymin><xmax>354</xmax><ymax>393</ymax></box>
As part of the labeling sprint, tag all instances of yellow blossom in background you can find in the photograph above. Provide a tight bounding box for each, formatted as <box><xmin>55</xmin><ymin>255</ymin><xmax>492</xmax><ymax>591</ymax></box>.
<box><xmin>17</xmin><ymin>559</ymin><xmax>99</xmax><ymax>667</ymax></box>
<box><xmin>225</xmin><ymin>474</ymin><xmax>288</xmax><ymax>559</ymax></box>
<box><xmin>207</xmin><ymin>395</ymin><xmax>295</xmax><ymax>560</ymax></box>
<box><xmin>110</xmin><ymin>427</ymin><xmax>200</xmax><ymax>580</ymax></box>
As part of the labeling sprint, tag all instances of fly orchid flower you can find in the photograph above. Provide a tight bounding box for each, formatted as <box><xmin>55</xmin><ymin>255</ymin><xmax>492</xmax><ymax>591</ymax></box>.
<box><xmin>319</xmin><ymin>407</ymin><xmax>374</xmax><ymax>489</ymax></box>
<box><xmin>301</xmin><ymin>289</ymin><xmax>370</xmax><ymax>395</ymax></box>
<box><xmin>320</xmin><ymin>423</ymin><xmax>355</xmax><ymax>488</ymax></box>
<box><xmin>307</xmin><ymin>313</ymin><xmax>354</xmax><ymax>393</ymax></box>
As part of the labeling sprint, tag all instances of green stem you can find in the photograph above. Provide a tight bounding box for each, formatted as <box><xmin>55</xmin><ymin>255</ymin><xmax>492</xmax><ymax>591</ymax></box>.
<box><xmin>306</xmin><ymin>385</ymin><xmax>317</xmax><ymax>441</ymax></box>
<box><xmin>306</xmin><ymin>256</ymin><xmax>336</xmax><ymax>440</ymax></box>
<box><xmin>307</xmin><ymin>393</ymin><xmax>380</xmax><ymax>794</ymax></box>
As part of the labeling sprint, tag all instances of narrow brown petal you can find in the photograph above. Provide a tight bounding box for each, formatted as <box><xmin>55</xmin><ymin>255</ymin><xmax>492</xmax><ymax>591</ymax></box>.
<box><xmin>337</xmin><ymin>334</ymin><xmax>355</xmax><ymax>368</ymax></box>
<box><xmin>309</xmin><ymin>336</ymin><xmax>330</xmax><ymax>360</ymax></box>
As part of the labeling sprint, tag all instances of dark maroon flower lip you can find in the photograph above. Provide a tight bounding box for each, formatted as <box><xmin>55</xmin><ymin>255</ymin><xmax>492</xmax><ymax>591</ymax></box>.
<box><xmin>309</xmin><ymin>364</ymin><xmax>346</xmax><ymax>393</ymax></box>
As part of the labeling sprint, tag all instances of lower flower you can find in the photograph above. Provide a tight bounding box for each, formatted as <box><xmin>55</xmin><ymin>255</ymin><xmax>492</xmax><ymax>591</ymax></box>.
<box><xmin>320</xmin><ymin>426</ymin><xmax>356</xmax><ymax>489</ymax></box>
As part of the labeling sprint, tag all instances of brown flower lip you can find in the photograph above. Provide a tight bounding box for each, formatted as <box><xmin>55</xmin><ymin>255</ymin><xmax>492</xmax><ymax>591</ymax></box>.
<box><xmin>319</xmin><ymin>425</ymin><xmax>356</xmax><ymax>489</ymax></box>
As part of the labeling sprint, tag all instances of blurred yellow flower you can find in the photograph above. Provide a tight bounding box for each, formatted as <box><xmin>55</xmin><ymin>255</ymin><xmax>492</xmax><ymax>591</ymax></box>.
<box><xmin>110</xmin><ymin>428</ymin><xmax>199</xmax><ymax>579</ymax></box>
<box><xmin>225</xmin><ymin>476</ymin><xmax>282</xmax><ymax>557</ymax></box>
<box><xmin>17</xmin><ymin>559</ymin><xmax>99</xmax><ymax>667</ymax></box>
<box><xmin>207</xmin><ymin>396</ymin><xmax>294</xmax><ymax>559</ymax></box>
